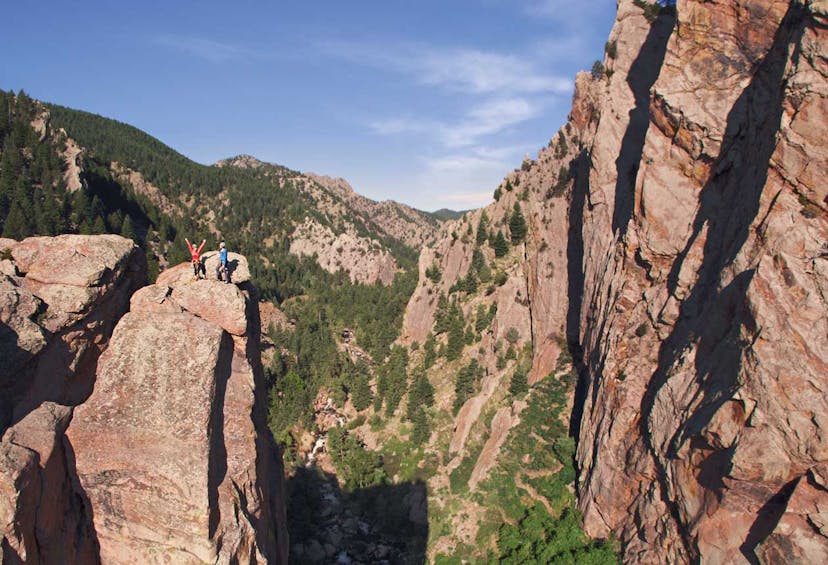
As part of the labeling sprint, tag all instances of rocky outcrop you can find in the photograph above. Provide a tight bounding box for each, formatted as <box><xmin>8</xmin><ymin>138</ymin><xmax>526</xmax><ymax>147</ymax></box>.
<box><xmin>401</xmin><ymin>0</ymin><xmax>828</xmax><ymax>561</ymax></box>
<box><xmin>68</xmin><ymin>265</ymin><xmax>288</xmax><ymax>563</ymax></box>
<box><xmin>290</xmin><ymin>218</ymin><xmax>400</xmax><ymax>285</ymax></box>
<box><xmin>215</xmin><ymin>155</ymin><xmax>440</xmax><ymax>250</ymax></box>
<box><xmin>0</xmin><ymin>234</ymin><xmax>145</xmax><ymax>562</ymax></box>
<box><xmin>572</xmin><ymin>1</ymin><xmax>828</xmax><ymax>562</ymax></box>
<box><xmin>306</xmin><ymin>173</ymin><xmax>439</xmax><ymax>248</ymax></box>
<box><xmin>0</xmin><ymin>236</ymin><xmax>287</xmax><ymax>563</ymax></box>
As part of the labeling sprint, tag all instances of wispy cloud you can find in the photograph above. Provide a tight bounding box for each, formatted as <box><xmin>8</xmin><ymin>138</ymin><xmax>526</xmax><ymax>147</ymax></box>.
<box><xmin>425</xmin><ymin>145</ymin><xmax>521</xmax><ymax>174</ymax></box>
<box><xmin>154</xmin><ymin>35</ymin><xmax>257</xmax><ymax>63</ymax></box>
<box><xmin>321</xmin><ymin>41</ymin><xmax>571</xmax><ymax>96</ymax></box>
<box><xmin>443</xmin><ymin>98</ymin><xmax>540</xmax><ymax>147</ymax></box>
<box><xmin>414</xmin><ymin>48</ymin><xmax>571</xmax><ymax>95</ymax></box>
<box><xmin>371</xmin><ymin>97</ymin><xmax>542</xmax><ymax>149</ymax></box>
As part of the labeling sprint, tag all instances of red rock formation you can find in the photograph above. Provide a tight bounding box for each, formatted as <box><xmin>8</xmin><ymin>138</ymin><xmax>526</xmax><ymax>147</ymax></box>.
<box><xmin>306</xmin><ymin>173</ymin><xmax>438</xmax><ymax>249</ymax></box>
<box><xmin>401</xmin><ymin>0</ymin><xmax>828</xmax><ymax>561</ymax></box>
<box><xmin>0</xmin><ymin>234</ymin><xmax>144</xmax><ymax>562</ymax></box>
<box><xmin>572</xmin><ymin>1</ymin><xmax>828</xmax><ymax>562</ymax></box>
<box><xmin>1</xmin><ymin>236</ymin><xmax>287</xmax><ymax>563</ymax></box>
<box><xmin>289</xmin><ymin>218</ymin><xmax>400</xmax><ymax>286</ymax></box>
<box><xmin>69</xmin><ymin>272</ymin><xmax>288</xmax><ymax>563</ymax></box>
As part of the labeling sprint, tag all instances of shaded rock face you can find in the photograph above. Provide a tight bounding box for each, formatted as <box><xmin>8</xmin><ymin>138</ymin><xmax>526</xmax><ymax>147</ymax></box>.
<box><xmin>0</xmin><ymin>234</ymin><xmax>145</xmax><ymax>563</ymax></box>
<box><xmin>69</xmin><ymin>271</ymin><xmax>288</xmax><ymax>563</ymax></box>
<box><xmin>402</xmin><ymin>0</ymin><xmax>828</xmax><ymax>562</ymax></box>
<box><xmin>0</xmin><ymin>236</ymin><xmax>286</xmax><ymax>563</ymax></box>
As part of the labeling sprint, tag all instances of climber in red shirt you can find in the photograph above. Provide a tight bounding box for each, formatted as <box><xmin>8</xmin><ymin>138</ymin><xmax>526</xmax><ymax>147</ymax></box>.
<box><xmin>185</xmin><ymin>238</ymin><xmax>206</xmax><ymax>280</ymax></box>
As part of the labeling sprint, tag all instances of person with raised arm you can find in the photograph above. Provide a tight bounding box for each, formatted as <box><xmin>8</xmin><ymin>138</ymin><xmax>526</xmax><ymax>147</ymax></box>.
<box><xmin>185</xmin><ymin>237</ymin><xmax>206</xmax><ymax>281</ymax></box>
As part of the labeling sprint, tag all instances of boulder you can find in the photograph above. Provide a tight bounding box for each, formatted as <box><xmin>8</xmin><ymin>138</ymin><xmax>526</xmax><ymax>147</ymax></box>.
<box><xmin>12</xmin><ymin>234</ymin><xmax>135</xmax><ymax>287</ymax></box>
<box><xmin>0</xmin><ymin>234</ymin><xmax>144</xmax><ymax>563</ymax></box>
<box><xmin>67</xmin><ymin>259</ymin><xmax>288</xmax><ymax>563</ymax></box>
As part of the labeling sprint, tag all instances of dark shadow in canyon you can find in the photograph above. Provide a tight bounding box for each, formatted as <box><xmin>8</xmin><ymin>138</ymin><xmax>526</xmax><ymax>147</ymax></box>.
<box><xmin>566</xmin><ymin>150</ymin><xmax>590</xmax><ymax>441</ymax></box>
<box><xmin>286</xmin><ymin>467</ymin><xmax>428</xmax><ymax>564</ymax></box>
<box><xmin>63</xmin><ymin>435</ymin><xmax>103</xmax><ymax>564</ymax></box>
<box><xmin>637</xmin><ymin>3</ymin><xmax>808</xmax><ymax>560</ymax></box>
<box><xmin>0</xmin><ymin>320</ymin><xmax>30</xmax><ymax>435</ymax></box>
<box><xmin>611</xmin><ymin>6</ymin><xmax>676</xmax><ymax>237</ymax></box>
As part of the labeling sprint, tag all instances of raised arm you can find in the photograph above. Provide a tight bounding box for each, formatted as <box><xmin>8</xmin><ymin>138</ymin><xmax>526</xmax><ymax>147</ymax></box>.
<box><xmin>185</xmin><ymin>238</ymin><xmax>194</xmax><ymax>254</ymax></box>
<box><xmin>196</xmin><ymin>239</ymin><xmax>207</xmax><ymax>254</ymax></box>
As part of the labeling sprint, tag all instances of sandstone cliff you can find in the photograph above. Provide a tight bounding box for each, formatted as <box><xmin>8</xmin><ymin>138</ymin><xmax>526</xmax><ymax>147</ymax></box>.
<box><xmin>0</xmin><ymin>234</ymin><xmax>145</xmax><ymax>562</ymax></box>
<box><xmin>574</xmin><ymin>1</ymin><xmax>828</xmax><ymax>562</ymax></box>
<box><xmin>1</xmin><ymin>236</ymin><xmax>288</xmax><ymax>563</ymax></box>
<box><xmin>69</xmin><ymin>259</ymin><xmax>288</xmax><ymax>563</ymax></box>
<box><xmin>401</xmin><ymin>0</ymin><xmax>828</xmax><ymax>561</ymax></box>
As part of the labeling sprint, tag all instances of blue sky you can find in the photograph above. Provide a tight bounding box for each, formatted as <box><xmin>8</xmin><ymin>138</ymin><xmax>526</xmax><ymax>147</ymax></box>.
<box><xmin>1</xmin><ymin>1</ymin><xmax>616</xmax><ymax>211</ymax></box>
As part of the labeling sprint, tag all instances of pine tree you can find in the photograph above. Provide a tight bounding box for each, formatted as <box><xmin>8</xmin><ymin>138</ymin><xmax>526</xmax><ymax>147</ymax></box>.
<box><xmin>510</xmin><ymin>364</ymin><xmax>529</xmax><ymax>396</ymax></box>
<box><xmin>146</xmin><ymin>252</ymin><xmax>160</xmax><ymax>283</ymax></box>
<box><xmin>509</xmin><ymin>203</ymin><xmax>527</xmax><ymax>244</ymax></box>
<box><xmin>471</xmin><ymin>247</ymin><xmax>486</xmax><ymax>274</ymax></box>
<box><xmin>406</xmin><ymin>372</ymin><xmax>435</xmax><ymax>420</ymax></box>
<box><xmin>433</xmin><ymin>293</ymin><xmax>450</xmax><ymax>334</ymax></box>
<box><xmin>476</xmin><ymin>211</ymin><xmax>489</xmax><ymax>245</ymax></box>
<box><xmin>493</xmin><ymin>231</ymin><xmax>509</xmax><ymax>257</ymax></box>
<box><xmin>121</xmin><ymin>215</ymin><xmax>137</xmax><ymax>241</ymax></box>
<box><xmin>423</xmin><ymin>333</ymin><xmax>437</xmax><ymax>369</ymax></box>
<box><xmin>0</xmin><ymin>91</ymin><xmax>10</xmax><ymax>139</ymax></box>
<box><xmin>454</xmin><ymin>359</ymin><xmax>481</xmax><ymax>413</ymax></box>
<box><xmin>410</xmin><ymin>407</ymin><xmax>430</xmax><ymax>445</ymax></box>
<box><xmin>351</xmin><ymin>372</ymin><xmax>373</xmax><ymax>411</ymax></box>
<box><xmin>2</xmin><ymin>201</ymin><xmax>29</xmax><ymax>239</ymax></box>
<box><xmin>92</xmin><ymin>215</ymin><xmax>106</xmax><ymax>234</ymax></box>
<box><xmin>446</xmin><ymin>303</ymin><xmax>465</xmax><ymax>361</ymax></box>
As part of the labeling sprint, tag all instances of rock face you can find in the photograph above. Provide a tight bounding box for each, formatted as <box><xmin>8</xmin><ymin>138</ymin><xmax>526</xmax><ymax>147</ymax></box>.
<box><xmin>68</xmin><ymin>270</ymin><xmax>288</xmax><ymax>563</ymax></box>
<box><xmin>290</xmin><ymin>218</ymin><xmax>400</xmax><ymax>285</ymax></box>
<box><xmin>401</xmin><ymin>0</ymin><xmax>828</xmax><ymax>562</ymax></box>
<box><xmin>306</xmin><ymin>173</ymin><xmax>439</xmax><ymax>249</ymax></box>
<box><xmin>0</xmin><ymin>234</ymin><xmax>145</xmax><ymax>562</ymax></box>
<box><xmin>572</xmin><ymin>1</ymin><xmax>828</xmax><ymax>562</ymax></box>
<box><xmin>0</xmin><ymin>235</ymin><xmax>287</xmax><ymax>563</ymax></box>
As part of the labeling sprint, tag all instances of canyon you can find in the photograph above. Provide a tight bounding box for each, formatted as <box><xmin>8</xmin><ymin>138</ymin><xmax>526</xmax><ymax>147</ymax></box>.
<box><xmin>0</xmin><ymin>0</ymin><xmax>826</xmax><ymax>562</ymax></box>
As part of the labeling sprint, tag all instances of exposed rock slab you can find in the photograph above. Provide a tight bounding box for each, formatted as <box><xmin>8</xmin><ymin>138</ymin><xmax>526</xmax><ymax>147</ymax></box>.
<box><xmin>156</xmin><ymin>251</ymin><xmax>250</xmax><ymax>287</ymax></box>
<box><xmin>0</xmin><ymin>234</ymin><xmax>144</xmax><ymax>563</ymax></box>
<box><xmin>68</xmin><ymin>311</ymin><xmax>231</xmax><ymax>563</ymax></box>
<box><xmin>70</xmin><ymin>264</ymin><xmax>288</xmax><ymax>563</ymax></box>
<box><xmin>571</xmin><ymin>0</ymin><xmax>828</xmax><ymax>562</ymax></box>
<box><xmin>290</xmin><ymin>218</ymin><xmax>399</xmax><ymax>286</ymax></box>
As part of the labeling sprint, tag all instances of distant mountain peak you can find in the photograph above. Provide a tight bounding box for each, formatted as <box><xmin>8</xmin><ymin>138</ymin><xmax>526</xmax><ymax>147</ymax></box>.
<box><xmin>214</xmin><ymin>154</ymin><xmax>267</xmax><ymax>169</ymax></box>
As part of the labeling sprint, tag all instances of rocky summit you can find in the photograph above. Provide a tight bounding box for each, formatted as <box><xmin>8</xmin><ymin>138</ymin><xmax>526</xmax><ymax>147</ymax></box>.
<box><xmin>0</xmin><ymin>235</ymin><xmax>288</xmax><ymax>563</ymax></box>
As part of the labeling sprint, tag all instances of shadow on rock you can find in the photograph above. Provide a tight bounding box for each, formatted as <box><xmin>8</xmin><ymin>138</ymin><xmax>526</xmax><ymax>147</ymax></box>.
<box><xmin>287</xmin><ymin>467</ymin><xmax>428</xmax><ymax>564</ymax></box>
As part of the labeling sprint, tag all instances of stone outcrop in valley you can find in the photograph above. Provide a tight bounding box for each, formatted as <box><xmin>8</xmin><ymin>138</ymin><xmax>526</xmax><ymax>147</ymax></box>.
<box><xmin>0</xmin><ymin>236</ymin><xmax>287</xmax><ymax>563</ymax></box>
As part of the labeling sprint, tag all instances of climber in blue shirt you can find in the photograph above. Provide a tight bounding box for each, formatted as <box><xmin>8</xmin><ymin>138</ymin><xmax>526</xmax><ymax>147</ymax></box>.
<box><xmin>216</xmin><ymin>241</ymin><xmax>230</xmax><ymax>283</ymax></box>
